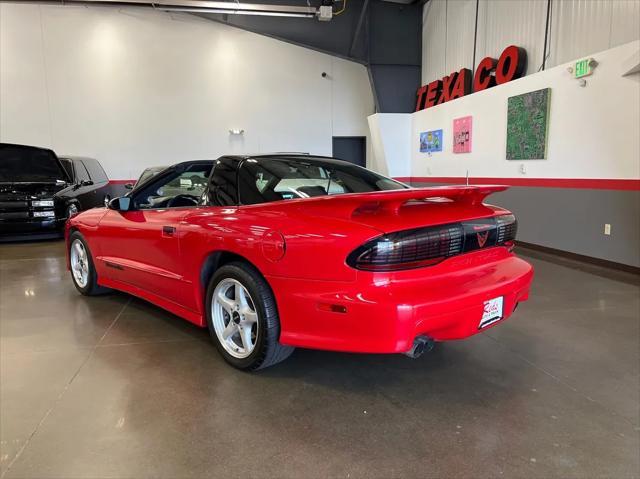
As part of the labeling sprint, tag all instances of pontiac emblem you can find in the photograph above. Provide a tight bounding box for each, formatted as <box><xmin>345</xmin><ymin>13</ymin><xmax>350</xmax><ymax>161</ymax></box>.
<box><xmin>477</xmin><ymin>231</ymin><xmax>489</xmax><ymax>247</ymax></box>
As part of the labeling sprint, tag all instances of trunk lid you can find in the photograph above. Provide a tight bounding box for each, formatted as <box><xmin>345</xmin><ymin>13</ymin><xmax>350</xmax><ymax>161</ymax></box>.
<box><xmin>280</xmin><ymin>185</ymin><xmax>510</xmax><ymax>233</ymax></box>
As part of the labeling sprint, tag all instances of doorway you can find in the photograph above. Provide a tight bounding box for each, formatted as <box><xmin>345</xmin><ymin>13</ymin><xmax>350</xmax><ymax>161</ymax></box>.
<box><xmin>332</xmin><ymin>136</ymin><xmax>366</xmax><ymax>167</ymax></box>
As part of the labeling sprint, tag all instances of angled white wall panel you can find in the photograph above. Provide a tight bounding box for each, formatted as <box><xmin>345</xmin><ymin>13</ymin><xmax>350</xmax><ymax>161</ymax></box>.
<box><xmin>367</xmin><ymin>113</ymin><xmax>412</xmax><ymax>178</ymax></box>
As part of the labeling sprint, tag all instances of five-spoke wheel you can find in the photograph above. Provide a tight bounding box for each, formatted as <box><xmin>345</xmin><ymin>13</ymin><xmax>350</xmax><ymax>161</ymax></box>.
<box><xmin>212</xmin><ymin>279</ymin><xmax>259</xmax><ymax>358</ymax></box>
<box><xmin>68</xmin><ymin>232</ymin><xmax>110</xmax><ymax>296</ymax></box>
<box><xmin>70</xmin><ymin>239</ymin><xmax>89</xmax><ymax>289</ymax></box>
<box><xmin>206</xmin><ymin>262</ymin><xmax>294</xmax><ymax>370</ymax></box>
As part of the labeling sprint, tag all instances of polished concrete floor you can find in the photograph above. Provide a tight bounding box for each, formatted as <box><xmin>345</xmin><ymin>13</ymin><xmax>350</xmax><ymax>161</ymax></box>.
<box><xmin>1</xmin><ymin>240</ymin><xmax>638</xmax><ymax>479</ymax></box>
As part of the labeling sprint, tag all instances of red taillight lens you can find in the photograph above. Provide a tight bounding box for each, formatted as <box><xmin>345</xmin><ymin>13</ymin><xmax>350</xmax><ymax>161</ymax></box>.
<box><xmin>496</xmin><ymin>214</ymin><xmax>517</xmax><ymax>243</ymax></box>
<box><xmin>347</xmin><ymin>214</ymin><xmax>518</xmax><ymax>271</ymax></box>
<box><xmin>347</xmin><ymin>225</ymin><xmax>464</xmax><ymax>271</ymax></box>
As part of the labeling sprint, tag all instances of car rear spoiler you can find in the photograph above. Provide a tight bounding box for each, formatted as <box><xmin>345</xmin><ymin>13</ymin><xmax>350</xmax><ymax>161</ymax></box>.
<box><xmin>290</xmin><ymin>185</ymin><xmax>509</xmax><ymax>218</ymax></box>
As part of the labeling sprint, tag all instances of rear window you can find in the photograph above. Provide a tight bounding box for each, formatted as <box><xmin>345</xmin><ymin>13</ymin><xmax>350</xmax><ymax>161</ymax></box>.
<box><xmin>238</xmin><ymin>157</ymin><xmax>406</xmax><ymax>205</ymax></box>
<box><xmin>0</xmin><ymin>144</ymin><xmax>67</xmax><ymax>182</ymax></box>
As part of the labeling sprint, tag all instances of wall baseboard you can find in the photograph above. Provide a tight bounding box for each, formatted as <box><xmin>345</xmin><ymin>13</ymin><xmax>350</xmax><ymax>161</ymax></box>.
<box><xmin>516</xmin><ymin>241</ymin><xmax>640</xmax><ymax>276</ymax></box>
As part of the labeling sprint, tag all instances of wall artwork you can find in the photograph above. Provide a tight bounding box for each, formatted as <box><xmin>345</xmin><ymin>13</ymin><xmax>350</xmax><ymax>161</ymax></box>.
<box><xmin>419</xmin><ymin>129</ymin><xmax>443</xmax><ymax>154</ymax></box>
<box><xmin>506</xmin><ymin>88</ymin><xmax>551</xmax><ymax>160</ymax></box>
<box><xmin>453</xmin><ymin>116</ymin><xmax>472</xmax><ymax>153</ymax></box>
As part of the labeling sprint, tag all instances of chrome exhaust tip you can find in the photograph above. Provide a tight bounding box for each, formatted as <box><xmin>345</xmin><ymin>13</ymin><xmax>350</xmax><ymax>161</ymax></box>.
<box><xmin>404</xmin><ymin>335</ymin><xmax>434</xmax><ymax>359</ymax></box>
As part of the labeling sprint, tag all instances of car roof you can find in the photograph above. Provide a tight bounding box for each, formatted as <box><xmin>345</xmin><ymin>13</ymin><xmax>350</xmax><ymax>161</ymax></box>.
<box><xmin>58</xmin><ymin>156</ymin><xmax>97</xmax><ymax>162</ymax></box>
<box><xmin>222</xmin><ymin>154</ymin><xmax>354</xmax><ymax>167</ymax></box>
<box><xmin>0</xmin><ymin>142</ymin><xmax>56</xmax><ymax>154</ymax></box>
<box><xmin>160</xmin><ymin>156</ymin><xmax>355</xmax><ymax>171</ymax></box>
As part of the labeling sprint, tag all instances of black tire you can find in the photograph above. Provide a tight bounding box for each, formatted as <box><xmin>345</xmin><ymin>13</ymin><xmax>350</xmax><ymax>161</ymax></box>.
<box><xmin>68</xmin><ymin>232</ymin><xmax>110</xmax><ymax>296</ymax></box>
<box><xmin>205</xmin><ymin>261</ymin><xmax>294</xmax><ymax>371</ymax></box>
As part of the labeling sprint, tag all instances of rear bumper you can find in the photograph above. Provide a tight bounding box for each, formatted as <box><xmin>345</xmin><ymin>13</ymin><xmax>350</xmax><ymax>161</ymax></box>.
<box><xmin>268</xmin><ymin>247</ymin><xmax>533</xmax><ymax>353</ymax></box>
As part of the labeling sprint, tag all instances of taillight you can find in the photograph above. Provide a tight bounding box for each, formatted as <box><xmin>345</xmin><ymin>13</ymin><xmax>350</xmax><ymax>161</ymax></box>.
<box><xmin>346</xmin><ymin>224</ymin><xmax>464</xmax><ymax>271</ymax></box>
<box><xmin>496</xmin><ymin>214</ymin><xmax>517</xmax><ymax>243</ymax></box>
<box><xmin>347</xmin><ymin>214</ymin><xmax>518</xmax><ymax>271</ymax></box>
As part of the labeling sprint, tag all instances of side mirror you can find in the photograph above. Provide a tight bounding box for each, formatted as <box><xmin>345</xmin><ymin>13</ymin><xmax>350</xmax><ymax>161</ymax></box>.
<box><xmin>74</xmin><ymin>180</ymin><xmax>93</xmax><ymax>189</ymax></box>
<box><xmin>108</xmin><ymin>196</ymin><xmax>132</xmax><ymax>212</ymax></box>
<box><xmin>125</xmin><ymin>183</ymin><xmax>134</xmax><ymax>190</ymax></box>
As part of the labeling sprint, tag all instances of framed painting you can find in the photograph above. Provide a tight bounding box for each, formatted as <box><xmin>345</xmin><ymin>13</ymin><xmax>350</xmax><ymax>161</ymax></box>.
<box><xmin>506</xmin><ymin>88</ymin><xmax>551</xmax><ymax>160</ymax></box>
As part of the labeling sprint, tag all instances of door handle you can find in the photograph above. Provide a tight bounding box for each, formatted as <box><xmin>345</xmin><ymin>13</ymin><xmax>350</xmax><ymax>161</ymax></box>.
<box><xmin>162</xmin><ymin>225</ymin><xmax>176</xmax><ymax>237</ymax></box>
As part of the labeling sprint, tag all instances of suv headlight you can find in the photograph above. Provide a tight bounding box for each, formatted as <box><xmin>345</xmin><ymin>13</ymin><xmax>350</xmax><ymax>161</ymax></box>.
<box><xmin>33</xmin><ymin>210</ymin><xmax>56</xmax><ymax>218</ymax></box>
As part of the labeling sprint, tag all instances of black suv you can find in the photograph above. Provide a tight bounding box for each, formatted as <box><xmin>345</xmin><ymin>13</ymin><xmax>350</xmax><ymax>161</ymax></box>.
<box><xmin>0</xmin><ymin>143</ymin><xmax>115</xmax><ymax>240</ymax></box>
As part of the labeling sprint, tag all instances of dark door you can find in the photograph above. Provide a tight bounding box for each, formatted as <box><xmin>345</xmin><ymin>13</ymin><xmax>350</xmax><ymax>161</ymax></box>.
<box><xmin>332</xmin><ymin>136</ymin><xmax>366</xmax><ymax>167</ymax></box>
<box><xmin>71</xmin><ymin>160</ymin><xmax>96</xmax><ymax>209</ymax></box>
<box><xmin>81</xmin><ymin>158</ymin><xmax>111</xmax><ymax>207</ymax></box>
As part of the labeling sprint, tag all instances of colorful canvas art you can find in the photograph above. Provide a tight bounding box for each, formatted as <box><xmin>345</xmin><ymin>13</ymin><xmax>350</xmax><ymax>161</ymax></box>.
<box><xmin>419</xmin><ymin>129</ymin><xmax>443</xmax><ymax>153</ymax></box>
<box><xmin>506</xmin><ymin>88</ymin><xmax>551</xmax><ymax>160</ymax></box>
<box><xmin>453</xmin><ymin>116</ymin><xmax>472</xmax><ymax>153</ymax></box>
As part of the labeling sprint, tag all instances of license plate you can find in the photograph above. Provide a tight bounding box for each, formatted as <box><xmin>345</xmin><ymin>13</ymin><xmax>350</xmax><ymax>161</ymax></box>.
<box><xmin>479</xmin><ymin>296</ymin><xmax>504</xmax><ymax>329</ymax></box>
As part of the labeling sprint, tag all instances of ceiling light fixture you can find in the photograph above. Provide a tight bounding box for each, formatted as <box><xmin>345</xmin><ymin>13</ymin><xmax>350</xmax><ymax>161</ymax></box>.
<box><xmin>49</xmin><ymin>0</ymin><xmax>320</xmax><ymax>19</ymax></box>
<box><xmin>159</xmin><ymin>7</ymin><xmax>315</xmax><ymax>18</ymax></box>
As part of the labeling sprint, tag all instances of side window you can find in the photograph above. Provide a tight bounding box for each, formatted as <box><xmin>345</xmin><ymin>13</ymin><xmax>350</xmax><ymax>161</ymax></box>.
<box><xmin>74</xmin><ymin>160</ymin><xmax>90</xmax><ymax>183</ymax></box>
<box><xmin>59</xmin><ymin>159</ymin><xmax>74</xmax><ymax>181</ymax></box>
<box><xmin>208</xmin><ymin>159</ymin><xmax>238</xmax><ymax>206</ymax></box>
<box><xmin>83</xmin><ymin>158</ymin><xmax>108</xmax><ymax>183</ymax></box>
<box><xmin>135</xmin><ymin>164</ymin><xmax>212</xmax><ymax>209</ymax></box>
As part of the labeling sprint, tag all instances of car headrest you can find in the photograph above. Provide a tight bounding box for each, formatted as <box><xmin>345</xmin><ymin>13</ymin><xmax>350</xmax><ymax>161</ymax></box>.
<box><xmin>297</xmin><ymin>185</ymin><xmax>328</xmax><ymax>197</ymax></box>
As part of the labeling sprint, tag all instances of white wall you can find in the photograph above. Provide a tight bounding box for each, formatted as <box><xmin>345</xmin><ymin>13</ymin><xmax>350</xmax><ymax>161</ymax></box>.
<box><xmin>370</xmin><ymin>41</ymin><xmax>640</xmax><ymax>182</ymax></box>
<box><xmin>422</xmin><ymin>0</ymin><xmax>640</xmax><ymax>84</ymax></box>
<box><xmin>0</xmin><ymin>3</ymin><xmax>374</xmax><ymax>180</ymax></box>
<box><xmin>367</xmin><ymin>113</ymin><xmax>412</xmax><ymax>178</ymax></box>
<box><xmin>411</xmin><ymin>41</ymin><xmax>640</xmax><ymax>180</ymax></box>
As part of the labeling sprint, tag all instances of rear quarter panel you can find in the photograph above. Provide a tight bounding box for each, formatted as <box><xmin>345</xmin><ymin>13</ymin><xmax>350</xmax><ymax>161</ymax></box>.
<box><xmin>181</xmin><ymin>205</ymin><xmax>381</xmax><ymax>281</ymax></box>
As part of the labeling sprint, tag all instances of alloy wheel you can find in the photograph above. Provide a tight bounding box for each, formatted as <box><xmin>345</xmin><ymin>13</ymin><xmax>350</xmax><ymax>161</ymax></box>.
<box><xmin>70</xmin><ymin>239</ymin><xmax>89</xmax><ymax>288</ymax></box>
<box><xmin>211</xmin><ymin>278</ymin><xmax>259</xmax><ymax>358</ymax></box>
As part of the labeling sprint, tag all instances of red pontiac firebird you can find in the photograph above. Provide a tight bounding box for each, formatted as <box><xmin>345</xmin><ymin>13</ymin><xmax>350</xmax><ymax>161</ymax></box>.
<box><xmin>66</xmin><ymin>154</ymin><xmax>533</xmax><ymax>370</ymax></box>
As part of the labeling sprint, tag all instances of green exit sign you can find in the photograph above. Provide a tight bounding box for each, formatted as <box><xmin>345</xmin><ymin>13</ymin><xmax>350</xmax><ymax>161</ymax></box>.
<box><xmin>575</xmin><ymin>58</ymin><xmax>593</xmax><ymax>78</ymax></box>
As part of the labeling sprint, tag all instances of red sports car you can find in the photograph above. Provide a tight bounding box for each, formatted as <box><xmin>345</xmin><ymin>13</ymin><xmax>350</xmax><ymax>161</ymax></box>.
<box><xmin>66</xmin><ymin>155</ymin><xmax>533</xmax><ymax>370</ymax></box>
